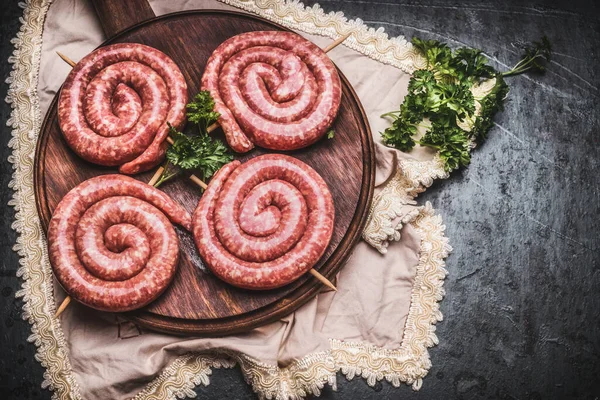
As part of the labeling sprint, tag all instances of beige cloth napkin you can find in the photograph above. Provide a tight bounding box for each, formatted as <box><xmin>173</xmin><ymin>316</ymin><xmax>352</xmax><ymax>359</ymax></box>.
<box><xmin>7</xmin><ymin>0</ymin><xmax>449</xmax><ymax>398</ymax></box>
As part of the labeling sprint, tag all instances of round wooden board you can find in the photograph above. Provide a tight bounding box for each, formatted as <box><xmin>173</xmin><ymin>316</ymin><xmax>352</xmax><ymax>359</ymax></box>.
<box><xmin>35</xmin><ymin>10</ymin><xmax>374</xmax><ymax>336</ymax></box>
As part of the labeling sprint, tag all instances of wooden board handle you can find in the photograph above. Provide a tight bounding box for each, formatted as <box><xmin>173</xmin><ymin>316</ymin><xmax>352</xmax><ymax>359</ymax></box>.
<box><xmin>90</xmin><ymin>0</ymin><xmax>156</xmax><ymax>38</ymax></box>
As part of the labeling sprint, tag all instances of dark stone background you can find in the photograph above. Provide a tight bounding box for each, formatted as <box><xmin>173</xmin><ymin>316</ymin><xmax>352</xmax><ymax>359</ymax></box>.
<box><xmin>1</xmin><ymin>0</ymin><xmax>599</xmax><ymax>398</ymax></box>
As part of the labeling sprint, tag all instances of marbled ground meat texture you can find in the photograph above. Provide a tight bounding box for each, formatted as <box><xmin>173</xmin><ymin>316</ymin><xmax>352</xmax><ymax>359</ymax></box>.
<box><xmin>201</xmin><ymin>31</ymin><xmax>342</xmax><ymax>153</ymax></box>
<box><xmin>192</xmin><ymin>154</ymin><xmax>335</xmax><ymax>290</ymax></box>
<box><xmin>47</xmin><ymin>175</ymin><xmax>192</xmax><ymax>312</ymax></box>
<box><xmin>57</xmin><ymin>43</ymin><xmax>188</xmax><ymax>174</ymax></box>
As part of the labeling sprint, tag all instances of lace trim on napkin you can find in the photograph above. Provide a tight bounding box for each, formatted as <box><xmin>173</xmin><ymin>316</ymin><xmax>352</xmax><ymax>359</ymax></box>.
<box><xmin>363</xmin><ymin>156</ymin><xmax>449</xmax><ymax>253</ymax></box>
<box><xmin>132</xmin><ymin>355</ymin><xmax>236</xmax><ymax>400</ymax></box>
<box><xmin>6</xmin><ymin>0</ymin><xmax>449</xmax><ymax>399</ymax></box>
<box><xmin>6</xmin><ymin>0</ymin><xmax>83</xmax><ymax>398</ymax></box>
<box><xmin>219</xmin><ymin>0</ymin><xmax>427</xmax><ymax>74</ymax></box>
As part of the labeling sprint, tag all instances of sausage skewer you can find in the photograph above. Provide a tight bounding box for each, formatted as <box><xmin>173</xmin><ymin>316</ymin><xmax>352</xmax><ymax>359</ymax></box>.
<box><xmin>53</xmin><ymin>32</ymin><xmax>350</xmax><ymax>317</ymax></box>
<box><xmin>50</xmin><ymin>175</ymin><xmax>190</xmax><ymax>313</ymax></box>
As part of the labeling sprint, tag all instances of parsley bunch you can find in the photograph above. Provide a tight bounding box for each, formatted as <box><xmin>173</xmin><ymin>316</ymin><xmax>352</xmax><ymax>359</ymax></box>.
<box><xmin>381</xmin><ymin>36</ymin><xmax>550</xmax><ymax>171</ymax></box>
<box><xmin>154</xmin><ymin>91</ymin><xmax>232</xmax><ymax>187</ymax></box>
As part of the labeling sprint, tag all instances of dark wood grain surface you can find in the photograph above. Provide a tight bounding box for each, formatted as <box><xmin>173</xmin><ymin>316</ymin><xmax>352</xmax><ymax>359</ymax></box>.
<box><xmin>91</xmin><ymin>0</ymin><xmax>154</xmax><ymax>37</ymax></box>
<box><xmin>34</xmin><ymin>9</ymin><xmax>374</xmax><ymax>335</ymax></box>
<box><xmin>1</xmin><ymin>0</ymin><xmax>599</xmax><ymax>399</ymax></box>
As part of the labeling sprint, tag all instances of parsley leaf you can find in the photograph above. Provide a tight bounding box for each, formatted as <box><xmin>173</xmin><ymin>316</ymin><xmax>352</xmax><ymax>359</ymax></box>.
<box><xmin>471</xmin><ymin>75</ymin><xmax>509</xmax><ymax>141</ymax></box>
<box><xmin>186</xmin><ymin>91</ymin><xmax>220</xmax><ymax>133</ymax></box>
<box><xmin>327</xmin><ymin>129</ymin><xmax>335</xmax><ymax>139</ymax></box>
<box><xmin>165</xmin><ymin>124</ymin><xmax>232</xmax><ymax>179</ymax></box>
<box><xmin>418</xmin><ymin>121</ymin><xmax>471</xmax><ymax>171</ymax></box>
<box><xmin>381</xmin><ymin>117</ymin><xmax>416</xmax><ymax>152</ymax></box>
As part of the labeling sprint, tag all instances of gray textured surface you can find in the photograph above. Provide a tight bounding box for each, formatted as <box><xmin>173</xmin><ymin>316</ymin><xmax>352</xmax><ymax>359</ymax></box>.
<box><xmin>1</xmin><ymin>0</ymin><xmax>599</xmax><ymax>399</ymax></box>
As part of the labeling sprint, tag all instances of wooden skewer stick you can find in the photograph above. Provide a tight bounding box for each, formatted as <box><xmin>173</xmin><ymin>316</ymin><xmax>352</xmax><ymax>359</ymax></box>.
<box><xmin>57</xmin><ymin>51</ymin><xmax>76</xmax><ymax>67</ymax></box>
<box><xmin>207</xmin><ymin>123</ymin><xmax>218</xmax><ymax>133</ymax></box>
<box><xmin>322</xmin><ymin>32</ymin><xmax>352</xmax><ymax>53</ymax></box>
<box><xmin>148</xmin><ymin>166</ymin><xmax>164</xmax><ymax>186</ymax></box>
<box><xmin>188</xmin><ymin>174</ymin><xmax>208</xmax><ymax>190</ymax></box>
<box><xmin>54</xmin><ymin>295</ymin><xmax>71</xmax><ymax>317</ymax></box>
<box><xmin>309</xmin><ymin>269</ymin><xmax>337</xmax><ymax>291</ymax></box>
<box><xmin>53</xmin><ymin>33</ymin><xmax>345</xmax><ymax>318</ymax></box>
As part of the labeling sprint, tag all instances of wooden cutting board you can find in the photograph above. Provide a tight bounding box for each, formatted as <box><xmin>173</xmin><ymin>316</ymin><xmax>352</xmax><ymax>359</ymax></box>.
<box><xmin>34</xmin><ymin>0</ymin><xmax>374</xmax><ymax>335</ymax></box>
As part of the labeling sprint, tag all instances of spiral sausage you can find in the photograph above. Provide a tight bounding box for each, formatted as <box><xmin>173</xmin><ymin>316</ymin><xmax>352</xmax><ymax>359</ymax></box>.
<box><xmin>48</xmin><ymin>175</ymin><xmax>192</xmax><ymax>312</ymax></box>
<box><xmin>58</xmin><ymin>43</ymin><xmax>188</xmax><ymax>175</ymax></box>
<box><xmin>192</xmin><ymin>154</ymin><xmax>335</xmax><ymax>290</ymax></box>
<box><xmin>201</xmin><ymin>31</ymin><xmax>342</xmax><ymax>153</ymax></box>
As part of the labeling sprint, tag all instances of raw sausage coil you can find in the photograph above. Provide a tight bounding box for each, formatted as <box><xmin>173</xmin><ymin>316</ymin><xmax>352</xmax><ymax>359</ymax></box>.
<box><xmin>48</xmin><ymin>175</ymin><xmax>192</xmax><ymax>312</ymax></box>
<box><xmin>201</xmin><ymin>31</ymin><xmax>342</xmax><ymax>153</ymax></box>
<box><xmin>58</xmin><ymin>43</ymin><xmax>188</xmax><ymax>174</ymax></box>
<box><xmin>192</xmin><ymin>154</ymin><xmax>335</xmax><ymax>290</ymax></box>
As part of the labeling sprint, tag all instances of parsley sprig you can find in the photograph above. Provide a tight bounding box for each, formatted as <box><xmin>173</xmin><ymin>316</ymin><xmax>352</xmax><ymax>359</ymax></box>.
<box><xmin>154</xmin><ymin>91</ymin><xmax>232</xmax><ymax>187</ymax></box>
<box><xmin>381</xmin><ymin>36</ymin><xmax>551</xmax><ymax>171</ymax></box>
<box><xmin>503</xmin><ymin>36</ymin><xmax>552</xmax><ymax>77</ymax></box>
<box><xmin>186</xmin><ymin>91</ymin><xmax>221</xmax><ymax>133</ymax></box>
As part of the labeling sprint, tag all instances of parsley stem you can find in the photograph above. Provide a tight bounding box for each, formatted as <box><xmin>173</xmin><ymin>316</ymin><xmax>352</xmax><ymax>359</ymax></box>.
<box><xmin>508</xmin><ymin>57</ymin><xmax>529</xmax><ymax>72</ymax></box>
<box><xmin>415</xmin><ymin>140</ymin><xmax>440</xmax><ymax>150</ymax></box>
<box><xmin>502</xmin><ymin>52</ymin><xmax>545</xmax><ymax>77</ymax></box>
<box><xmin>417</xmin><ymin>121</ymin><xmax>432</xmax><ymax>130</ymax></box>
<box><xmin>380</xmin><ymin>111</ymin><xmax>401</xmax><ymax>119</ymax></box>
<box><xmin>154</xmin><ymin>171</ymin><xmax>179</xmax><ymax>188</ymax></box>
<box><xmin>153</xmin><ymin>161</ymin><xmax>179</xmax><ymax>188</ymax></box>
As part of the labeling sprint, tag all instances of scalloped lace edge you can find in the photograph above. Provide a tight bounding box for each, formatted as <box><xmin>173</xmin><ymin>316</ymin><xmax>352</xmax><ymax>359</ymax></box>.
<box><xmin>6</xmin><ymin>0</ymin><xmax>83</xmax><ymax>399</ymax></box>
<box><xmin>219</xmin><ymin>0</ymin><xmax>427</xmax><ymax>74</ymax></box>
<box><xmin>363</xmin><ymin>155</ymin><xmax>449</xmax><ymax>253</ymax></box>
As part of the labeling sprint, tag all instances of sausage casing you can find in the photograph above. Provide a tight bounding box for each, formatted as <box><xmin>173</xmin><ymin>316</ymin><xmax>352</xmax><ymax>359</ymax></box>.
<box><xmin>192</xmin><ymin>154</ymin><xmax>335</xmax><ymax>290</ymax></box>
<box><xmin>201</xmin><ymin>31</ymin><xmax>342</xmax><ymax>153</ymax></box>
<box><xmin>48</xmin><ymin>175</ymin><xmax>192</xmax><ymax>312</ymax></box>
<box><xmin>58</xmin><ymin>43</ymin><xmax>188</xmax><ymax>174</ymax></box>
